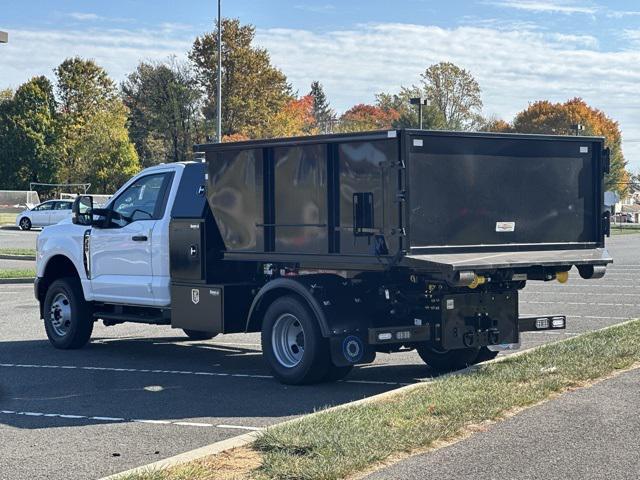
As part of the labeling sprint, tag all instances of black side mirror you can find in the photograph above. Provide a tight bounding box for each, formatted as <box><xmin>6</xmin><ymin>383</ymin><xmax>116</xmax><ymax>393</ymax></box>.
<box><xmin>72</xmin><ymin>196</ymin><xmax>94</xmax><ymax>226</ymax></box>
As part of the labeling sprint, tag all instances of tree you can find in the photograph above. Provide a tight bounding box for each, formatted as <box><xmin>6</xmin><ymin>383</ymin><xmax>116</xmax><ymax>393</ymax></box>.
<box><xmin>265</xmin><ymin>95</ymin><xmax>317</xmax><ymax>138</ymax></box>
<box><xmin>336</xmin><ymin>104</ymin><xmax>400</xmax><ymax>133</ymax></box>
<box><xmin>478</xmin><ymin>115</ymin><xmax>512</xmax><ymax>133</ymax></box>
<box><xmin>189</xmin><ymin>19</ymin><xmax>292</xmax><ymax>139</ymax></box>
<box><xmin>0</xmin><ymin>77</ymin><xmax>59</xmax><ymax>189</ymax></box>
<box><xmin>123</xmin><ymin>59</ymin><xmax>204</xmax><ymax>167</ymax></box>
<box><xmin>376</xmin><ymin>86</ymin><xmax>446</xmax><ymax>130</ymax></box>
<box><xmin>309</xmin><ymin>81</ymin><xmax>336</xmax><ymax>133</ymax></box>
<box><xmin>421</xmin><ymin>62</ymin><xmax>483</xmax><ymax>130</ymax></box>
<box><xmin>55</xmin><ymin>58</ymin><xmax>139</xmax><ymax>192</ymax></box>
<box><xmin>512</xmin><ymin>98</ymin><xmax>628</xmax><ymax>195</ymax></box>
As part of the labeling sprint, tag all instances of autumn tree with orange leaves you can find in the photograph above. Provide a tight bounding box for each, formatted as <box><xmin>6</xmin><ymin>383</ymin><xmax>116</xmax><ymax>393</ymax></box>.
<box><xmin>511</xmin><ymin>98</ymin><xmax>628</xmax><ymax>195</ymax></box>
<box><xmin>336</xmin><ymin>104</ymin><xmax>400</xmax><ymax>133</ymax></box>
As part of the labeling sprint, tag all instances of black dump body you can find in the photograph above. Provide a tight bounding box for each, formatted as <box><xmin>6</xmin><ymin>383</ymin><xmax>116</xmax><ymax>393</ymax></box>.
<box><xmin>195</xmin><ymin>129</ymin><xmax>611</xmax><ymax>280</ymax></box>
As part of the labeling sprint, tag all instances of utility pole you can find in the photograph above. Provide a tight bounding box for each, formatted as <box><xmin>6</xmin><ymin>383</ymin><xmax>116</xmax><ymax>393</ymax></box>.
<box><xmin>216</xmin><ymin>0</ymin><xmax>222</xmax><ymax>142</ymax></box>
<box><xmin>0</xmin><ymin>31</ymin><xmax>8</xmax><ymax>43</ymax></box>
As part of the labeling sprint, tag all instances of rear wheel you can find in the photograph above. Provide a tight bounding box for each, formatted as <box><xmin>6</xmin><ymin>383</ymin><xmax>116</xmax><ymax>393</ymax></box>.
<box><xmin>183</xmin><ymin>329</ymin><xmax>216</xmax><ymax>341</ymax></box>
<box><xmin>43</xmin><ymin>277</ymin><xmax>93</xmax><ymax>349</ymax></box>
<box><xmin>417</xmin><ymin>345</ymin><xmax>480</xmax><ymax>373</ymax></box>
<box><xmin>19</xmin><ymin>217</ymin><xmax>31</xmax><ymax>231</ymax></box>
<box><xmin>261</xmin><ymin>295</ymin><xmax>331</xmax><ymax>385</ymax></box>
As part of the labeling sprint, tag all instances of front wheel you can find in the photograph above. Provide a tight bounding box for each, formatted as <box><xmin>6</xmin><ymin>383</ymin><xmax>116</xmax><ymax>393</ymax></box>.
<box><xmin>417</xmin><ymin>345</ymin><xmax>480</xmax><ymax>373</ymax></box>
<box><xmin>19</xmin><ymin>217</ymin><xmax>31</xmax><ymax>231</ymax></box>
<box><xmin>261</xmin><ymin>295</ymin><xmax>332</xmax><ymax>385</ymax></box>
<box><xmin>43</xmin><ymin>277</ymin><xmax>93</xmax><ymax>349</ymax></box>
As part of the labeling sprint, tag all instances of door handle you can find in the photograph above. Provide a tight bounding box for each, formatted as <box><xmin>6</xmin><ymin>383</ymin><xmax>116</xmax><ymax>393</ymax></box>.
<box><xmin>132</xmin><ymin>235</ymin><xmax>148</xmax><ymax>242</ymax></box>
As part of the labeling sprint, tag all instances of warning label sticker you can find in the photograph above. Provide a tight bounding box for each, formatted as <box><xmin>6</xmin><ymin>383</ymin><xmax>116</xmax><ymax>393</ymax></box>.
<box><xmin>496</xmin><ymin>221</ymin><xmax>516</xmax><ymax>232</ymax></box>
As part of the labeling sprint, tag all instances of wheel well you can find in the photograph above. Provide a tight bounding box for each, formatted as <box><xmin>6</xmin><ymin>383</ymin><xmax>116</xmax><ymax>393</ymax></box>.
<box><xmin>37</xmin><ymin>255</ymin><xmax>81</xmax><ymax>305</ymax></box>
<box><xmin>246</xmin><ymin>288</ymin><xmax>314</xmax><ymax>334</ymax></box>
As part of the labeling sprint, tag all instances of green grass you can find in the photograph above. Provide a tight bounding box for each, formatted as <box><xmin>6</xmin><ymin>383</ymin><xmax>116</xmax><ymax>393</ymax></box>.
<box><xmin>0</xmin><ymin>248</ymin><xmax>36</xmax><ymax>256</ymax></box>
<box><xmin>0</xmin><ymin>268</ymin><xmax>36</xmax><ymax>279</ymax></box>
<box><xmin>119</xmin><ymin>320</ymin><xmax>640</xmax><ymax>480</ymax></box>
<box><xmin>0</xmin><ymin>213</ymin><xmax>17</xmax><ymax>225</ymax></box>
<box><xmin>611</xmin><ymin>226</ymin><xmax>640</xmax><ymax>236</ymax></box>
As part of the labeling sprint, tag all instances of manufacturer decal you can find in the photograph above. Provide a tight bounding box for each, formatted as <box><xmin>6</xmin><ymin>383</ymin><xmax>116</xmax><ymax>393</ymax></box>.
<box><xmin>191</xmin><ymin>289</ymin><xmax>200</xmax><ymax>305</ymax></box>
<box><xmin>446</xmin><ymin>299</ymin><xmax>455</xmax><ymax>310</ymax></box>
<box><xmin>496</xmin><ymin>221</ymin><xmax>516</xmax><ymax>233</ymax></box>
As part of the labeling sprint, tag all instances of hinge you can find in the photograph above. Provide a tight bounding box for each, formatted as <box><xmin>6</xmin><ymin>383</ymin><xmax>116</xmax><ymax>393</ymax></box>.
<box><xmin>396</xmin><ymin>191</ymin><xmax>406</xmax><ymax>202</ymax></box>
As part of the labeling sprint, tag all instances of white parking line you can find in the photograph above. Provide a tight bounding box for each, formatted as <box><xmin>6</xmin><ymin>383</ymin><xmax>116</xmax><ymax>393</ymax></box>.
<box><xmin>0</xmin><ymin>409</ymin><xmax>263</xmax><ymax>431</ymax></box>
<box><xmin>525</xmin><ymin>291</ymin><xmax>638</xmax><ymax>297</ymax></box>
<box><xmin>522</xmin><ymin>300</ymin><xmax>640</xmax><ymax>307</ymax></box>
<box><xmin>0</xmin><ymin>363</ymin><xmax>407</xmax><ymax>387</ymax></box>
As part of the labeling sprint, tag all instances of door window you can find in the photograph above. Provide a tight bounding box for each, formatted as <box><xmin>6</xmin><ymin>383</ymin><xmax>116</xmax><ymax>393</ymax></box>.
<box><xmin>33</xmin><ymin>202</ymin><xmax>54</xmax><ymax>211</ymax></box>
<box><xmin>55</xmin><ymin>201</ymin><xmax>73</xmax><ymax>210</ymax></box>
<box><xmin>110</xmin><ymin>173</ymin><xmax>172</xmax><ymax>225</ymax></box>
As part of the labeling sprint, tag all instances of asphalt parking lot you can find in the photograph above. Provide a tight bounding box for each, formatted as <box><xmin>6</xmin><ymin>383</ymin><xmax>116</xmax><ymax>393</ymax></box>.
<box><xmin>0</xmin><ymin>233</ymin><xmax>638</xmax><ymax>480</ymax></box>
<box><xmin>0</xmin><ymin>227</ymin><xmax>38</xmax><ymax>251</ymax></box>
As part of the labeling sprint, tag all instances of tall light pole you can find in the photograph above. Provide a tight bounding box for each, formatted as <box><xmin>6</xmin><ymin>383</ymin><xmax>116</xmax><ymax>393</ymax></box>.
<box><xmin>410</xmin><ymin>97</ymin><xmax>427</xmax><ymax>130</ymax></box>
<box><xmin>216</xmin><ymin>0</ymin><xmax>222</xmax><ymax>142</ymax></box>
<box><xmin>0</xmin><ymin>31</ymin><xmax>8</xmax><ymax>43</ymax></box>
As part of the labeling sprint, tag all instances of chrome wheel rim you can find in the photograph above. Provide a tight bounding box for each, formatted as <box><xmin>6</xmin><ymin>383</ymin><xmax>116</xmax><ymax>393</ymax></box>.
<box><xmin>20</xmin><ymin>218</ymin><xmax>30</xmax><ymax>229</ymax></box>
<box><xmin>50</xmin><ymin>293</ymin><xmax>72</xmax><ymax>337</ymax></box>
<box><xmin>272</xmin><ymin>313</ymin><xmax>305</xmax><ymax>368</ymax></box>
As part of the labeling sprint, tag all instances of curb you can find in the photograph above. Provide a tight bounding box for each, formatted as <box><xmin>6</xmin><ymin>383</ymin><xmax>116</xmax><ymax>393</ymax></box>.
<box><xmin>0</xmin><ymin>254</ymin><xmax>36</xmax><ymax>261</ymax></box>
<box><xmin>0</xmin><ymin>277</ymin><xmax>35</xmax><ymax>284</ymax></box>
<box><xmin>99</xmin><ymin>431</ymin><xmax>261</xmax><ymax>480</ymax></box>
<box><xmin>100</xmin><ymin>319</ymin><xmax>639</xmax><ymax>480</ymax></box>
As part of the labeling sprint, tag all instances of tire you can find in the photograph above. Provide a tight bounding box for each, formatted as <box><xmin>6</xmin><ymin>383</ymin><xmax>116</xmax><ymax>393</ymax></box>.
<box><xmin>475</xmin><ymin>347</ymin><xmax>499</xmax><ymax>364</ymax></box>
<box><xmin>261</xmin><ymin>295</ymin><xmax>331</xmax><ymax>385</ymax></box>
<box><xmin>43</xmin><ymin>277</ymin><xmax>93</xmax><ymax>349</ymax></box>
<box><xmin>19</xmin><ymin>217</ymin><xmax>31</xmax><ymax>231</ymax></box>
<box><xmin>183</xmin><ymin>329</ymin><xmax>216</xmax><ymax>341</ymax></box>
<box><xmin>417</xmin><ymin>345</ymin><xmax>480</xmax><ymax>373</ymax></box>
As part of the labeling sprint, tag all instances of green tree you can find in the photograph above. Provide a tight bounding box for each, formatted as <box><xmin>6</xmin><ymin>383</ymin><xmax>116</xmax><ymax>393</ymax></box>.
<box><xmin>422</xmin><ymin>62</ymin><xmax>483</xmax><ymax>130</ymax></box>
<box><xmin>309</xmin><ymin>81</ymin><xmax>336</xmax><ymax>133</ymax></box>
<box><xmin>376</xmin><ymin>86</ymin><xmax>445</xmax><ymax>130</ymax></box>
<box><xmin>0</xmin><ymin>77</ymin><xmax>59</xmax><ymax>189</ymax></box>
<box><xmin>189</xmin><ymin>18</ymin><xmax>292</xmax><ymax>139</ymax></box>
<box><xmin>123</xmin><ymin>59</ymin><xmax>204</xmax><ymax>166</ymax></box>
<box><xmin>55</xmin><ymin>58</ymin><xmax>139</xmax><ymax>192</ymax></box>
<box><xmin>512</xmin><ymin>98</ymin><xmax>628</xmax><ymax>195</ymax></box>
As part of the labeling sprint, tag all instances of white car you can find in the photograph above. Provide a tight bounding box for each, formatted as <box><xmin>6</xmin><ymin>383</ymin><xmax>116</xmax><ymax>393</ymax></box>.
<box><xmin>16</xmin><ymin>200</ymin><xmax>74</xmax><ymax>230</ymax></box>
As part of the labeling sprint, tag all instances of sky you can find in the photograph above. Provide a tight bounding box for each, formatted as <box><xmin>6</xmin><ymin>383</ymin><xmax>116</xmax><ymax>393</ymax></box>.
<box><xmin>1</xmin><ymin>0</ymin><xmax>640</xmax><ymax>169</ymax></box>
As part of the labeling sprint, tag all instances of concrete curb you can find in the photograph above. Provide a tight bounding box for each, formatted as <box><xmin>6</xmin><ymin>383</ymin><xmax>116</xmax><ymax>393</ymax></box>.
<box><xmin>0</xmin><ymin>277</ymin><xmax>35</xmax><ymax>284</ymax></box>
<box><xmin>0</xmin><ymin>254</ymin><xmax>36</xmax><ymax>261</ymax></box>
<box><xmin>100</xmin><ymin>319</ymin><xmax>639</xmax><ymax>480</ymax></box>
<box><xmin>99</xmin><ymin>431</ymin><xmax>261</xmax><ymax>480</ymax></box>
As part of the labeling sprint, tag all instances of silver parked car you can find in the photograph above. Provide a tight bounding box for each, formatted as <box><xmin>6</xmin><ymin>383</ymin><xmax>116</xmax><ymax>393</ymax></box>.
<box><xmin>16</xmin><ymin>200</ymin><xmax>73</xmax><ymax>230</ymax></box>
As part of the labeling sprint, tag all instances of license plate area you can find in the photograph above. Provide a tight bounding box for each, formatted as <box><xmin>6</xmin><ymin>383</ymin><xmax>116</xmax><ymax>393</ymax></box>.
<box><xmin>439</xmin><ymin>292</ymin><xmax>519</xmax><ymax>350</ymax></box>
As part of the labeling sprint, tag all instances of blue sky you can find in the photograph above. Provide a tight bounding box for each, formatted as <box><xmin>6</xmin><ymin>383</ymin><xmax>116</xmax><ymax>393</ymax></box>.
<box><xmin>1</xmin><ymin>1</ymin><xmax>640</xmax><ymax>168</ymax></box>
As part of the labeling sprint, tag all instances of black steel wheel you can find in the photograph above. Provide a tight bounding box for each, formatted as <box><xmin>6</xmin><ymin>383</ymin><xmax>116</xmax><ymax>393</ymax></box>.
<box><xmin>19</xmin><ymin>217</ymin><xmax>31</xmax><ymax>231</ymax></box>
<box><xmin>43</xmin><ymin>277</ymin><xmax>93</xmax><ymax>349</ymax></box>
<box><xmin>182</xmin><ymin>329</ymin><xmax>216</xmax><ymax>341</ymax></box>
<box><xmin>417</xmin><ymin>344</ymin><xmax>480</xmax><ymax>372</ymax></box>
<box><xmin>261</xmin><ymin>295</ymin><xmax>331</xmax><ymax>385</ymax></box>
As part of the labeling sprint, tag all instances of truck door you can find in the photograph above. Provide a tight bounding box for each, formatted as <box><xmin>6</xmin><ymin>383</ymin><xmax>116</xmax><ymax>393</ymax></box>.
<box><xmin>90</xmin><ymin>172</ymin><xmax>173</xmax><ymax>305</ymax></box>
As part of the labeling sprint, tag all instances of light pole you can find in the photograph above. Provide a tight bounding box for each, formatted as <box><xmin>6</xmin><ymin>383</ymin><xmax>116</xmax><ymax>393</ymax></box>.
<box><xmin>410</xmin><ymin>97</ymin><xmax>427</xmax><ymax>130</ymax></box>
<box><xmin>216</xmin><ymin>0</ymin><xmax>222</xmax><ymax>143</ymax></box>
<box><xmin>0</xmin><ymin>31</ymin><xmax>8</xmax><ymax>43</ymax></box>
<box><xmin>571</xmin><ymin>123</ymin><xmax>584</xmax><ymax>136</ymax></box>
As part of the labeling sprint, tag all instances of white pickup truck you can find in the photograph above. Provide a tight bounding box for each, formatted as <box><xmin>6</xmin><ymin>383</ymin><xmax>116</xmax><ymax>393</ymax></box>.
<box><xmin>35</xmin><ymin>130</ymin><xmax>611</xmax><ymax>384</ymax></box>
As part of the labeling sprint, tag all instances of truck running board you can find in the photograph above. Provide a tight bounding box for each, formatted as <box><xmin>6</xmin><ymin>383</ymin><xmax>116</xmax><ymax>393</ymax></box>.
<box><xmin>94</xmin><ymin>310</ymin><xmax>171</xmax><ymax>326</ymax></box>
<box><xmin>518</xmin><ymin>315</ymin><xmax>566</xmax><ymax>332</ymax></box>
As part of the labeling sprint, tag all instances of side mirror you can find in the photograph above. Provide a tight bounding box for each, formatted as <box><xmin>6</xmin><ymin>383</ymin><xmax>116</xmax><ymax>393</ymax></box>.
<box><xmin>72</xmin><ymin>196</ymin><xmax>93</xmax><ymax>226</ymax></box>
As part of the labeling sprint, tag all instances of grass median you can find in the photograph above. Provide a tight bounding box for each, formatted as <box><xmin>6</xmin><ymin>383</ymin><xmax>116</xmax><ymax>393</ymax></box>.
<box><xmin>0</xmin><ymin>268</ymin><xmax>36</xmax><ymax>279</ymax></box>
<box><xmin>120</xmin><ymin>319</ymin><xmax>640</xmax><ymax>480</ymax></box>
<box><xmin>0</xmin><ymin>248</ymin><xmax>36</xmax><ymax>256</ymax></box>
